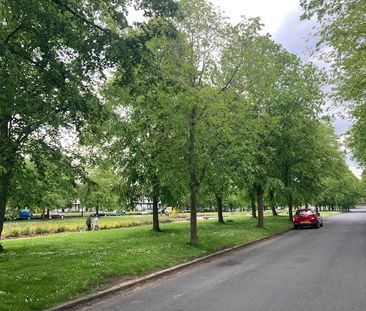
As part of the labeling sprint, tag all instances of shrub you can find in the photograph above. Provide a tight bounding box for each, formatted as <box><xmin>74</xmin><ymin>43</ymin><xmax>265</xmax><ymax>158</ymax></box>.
<box><xmin>35</xmin><ymin>227</ymin><xmax>47</xmax><ymax>235</ymax></box>
<box><xmin>56</xmin><ymin>227</ymin><xmax>65</xmax><ymax>233</ymax></box>
<box><xmin>20</xmin><ymin>227</ymin><xmax>30</xmax><ymax>235</ymax></box>
<box><xmin>8</xmin><ymin>230</ymin><xmax>19</xmax><ymax>237</ymax></box>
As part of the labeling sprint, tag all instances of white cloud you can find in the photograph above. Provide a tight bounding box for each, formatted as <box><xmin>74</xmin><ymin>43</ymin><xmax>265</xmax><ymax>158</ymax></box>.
<box><xmin>210</xmin><ymin>0</ymin><xmax>299</xmax><ymax>34</ymax></box>
<box><xmin>349</xmin><ymin>165</ymin><xmax>363</xmax><ymax>179</ymax></box>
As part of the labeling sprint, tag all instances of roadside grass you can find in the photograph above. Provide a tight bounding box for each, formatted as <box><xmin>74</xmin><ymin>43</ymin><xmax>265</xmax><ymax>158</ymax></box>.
<box><xmin>0</xmin><ymin>215</ymin><xmax>292</xmax><ymax>311</ymax></box>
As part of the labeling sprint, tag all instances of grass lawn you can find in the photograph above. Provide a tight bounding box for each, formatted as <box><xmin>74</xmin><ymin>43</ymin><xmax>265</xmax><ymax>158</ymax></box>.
<box><xmin>0</xmin><ymin>215</ymin><xmax>293</xmax><ymax>311</ymax></box>
<box><xmin>0</xmin><ymin>211</ymin><xmax>341</xmax><ymax>310</ymax></box>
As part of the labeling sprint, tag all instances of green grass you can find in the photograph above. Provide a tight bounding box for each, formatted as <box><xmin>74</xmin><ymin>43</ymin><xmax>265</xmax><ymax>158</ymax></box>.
<box><xmin>0</xmin><ymin>215</ymin><xmax>292</xmax><ymax>311</ymax></box>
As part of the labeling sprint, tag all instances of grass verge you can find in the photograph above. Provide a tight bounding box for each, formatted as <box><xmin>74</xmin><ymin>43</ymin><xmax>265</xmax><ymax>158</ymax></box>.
<box><xmin>0</xmin><ymin>215</ymin><xmax>301</xmax><ymax>310</ymax></box>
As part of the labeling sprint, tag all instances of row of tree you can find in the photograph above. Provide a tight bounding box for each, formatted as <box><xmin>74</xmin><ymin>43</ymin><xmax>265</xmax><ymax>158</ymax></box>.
<box><xmin>86</xmin><ymin>0</ymin><xmax>363</xmax><ymax>243</ymax></box>
<box><xmin>0</xmin><ymin>0</ymin><xmax>363</xmax><ymax>249</ymax></box>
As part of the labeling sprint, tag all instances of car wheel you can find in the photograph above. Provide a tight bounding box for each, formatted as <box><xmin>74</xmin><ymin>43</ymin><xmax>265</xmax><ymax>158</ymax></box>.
<box><xmin>27</xmin><ymin>217</ymin><xmax>31</xmax><ymax>220</ymax></box>
<box><xmin>314</xmin><ymin>221</ymin><xmax>320</xmax><ymax>229</ymax></box>
<box><xmin>293</xmin><ymin>225</ymin><xmax>299</xmax><ymax>229</ymax></box>
<box><xmin>320</xmin><ymin>222</ymin><xmax>323</xmax><ymax>227</ymax></box>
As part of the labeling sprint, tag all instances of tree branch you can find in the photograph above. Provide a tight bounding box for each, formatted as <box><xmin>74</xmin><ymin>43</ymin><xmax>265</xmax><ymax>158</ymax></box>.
<box><xmin>2</xmin><ymin>24</ymin><xmax>23</xmax><ymax>46</ymax></box>
<box><xmin>9</xmin><ymin>47</ymin><xmax>65</xmax><ymax>88</ymax></box>
<box><xmin>50</xmin><ymin>0</ymin><xmax>107</xmax><ymax>32</ymax></box>
<box><xmin>219</xmin><ymin>59</ymin><xmax>243</xmax><ymax>93</ymax></box>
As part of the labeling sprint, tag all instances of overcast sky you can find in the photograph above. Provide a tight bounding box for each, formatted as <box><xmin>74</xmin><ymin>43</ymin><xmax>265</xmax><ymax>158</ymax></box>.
<box><xmin>210</xmin><ymin>0</ymin><xmax>361</xmax><ymax>177</ymax></box>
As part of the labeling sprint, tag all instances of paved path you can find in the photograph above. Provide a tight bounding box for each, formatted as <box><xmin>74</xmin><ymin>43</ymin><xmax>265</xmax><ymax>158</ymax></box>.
<box><xmin>75</xmin><ymin>208</ymin><xmax>366</xmax><ymax>311</ymax></box>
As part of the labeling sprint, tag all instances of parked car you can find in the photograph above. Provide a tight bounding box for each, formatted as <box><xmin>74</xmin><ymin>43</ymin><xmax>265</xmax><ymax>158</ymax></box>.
<box><xmin>141</xmin><ymin>209</ymin><xmax>153</xmax><ymax>215</ymax></box>
<box><xmin>48</xmin><ymin>212</ymin><xmax>64</xmax><ymax>219</ymax></box>
<box><xmin>293</xmin><ymin>209</ymin><xmax>323</xmax><ymax>229</ymax></box>
<box><xmin>118</xmin><ymin>209</ymin><xmax>127</xmax><ymax>216</ymax></box>
<box><xmin>18</xmin><ymin>210</ymin><xmax>33</xmax><ymax>220</ymax></box>
<box><xmin>91</xmin><ymin>211</ymin><xmax>106</xmax><ymax>217</ymax></box>
<box><xmin>107</xmin><ymin>210</ymin><xmax>117</xmax><ymax>216</ymax></box>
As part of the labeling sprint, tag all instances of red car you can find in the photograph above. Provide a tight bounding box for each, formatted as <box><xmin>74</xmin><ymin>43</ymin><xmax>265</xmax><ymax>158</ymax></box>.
<box><xmin>293</xmin><ymin>209</ymin><xmax>323</xmax><ymax>229</ymax></box>
<box><xmin>49</xmin><ymin>212</ymin><xmax>64</xmax><ymax>219</ymax></box>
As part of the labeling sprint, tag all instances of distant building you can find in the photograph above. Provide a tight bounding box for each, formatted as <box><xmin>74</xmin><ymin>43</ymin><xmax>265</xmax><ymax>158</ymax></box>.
<box><xmin>135</xmin><ymin>198</ymin><xmax>154</xmax><ymax>211</ymax></box>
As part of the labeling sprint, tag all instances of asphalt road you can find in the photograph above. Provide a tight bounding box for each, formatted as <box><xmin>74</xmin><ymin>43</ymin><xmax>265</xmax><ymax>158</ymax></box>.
<box><xmin>76</xmin><ymin>208</ymin><xmax>366</xmax><ymax>311</ymax></box>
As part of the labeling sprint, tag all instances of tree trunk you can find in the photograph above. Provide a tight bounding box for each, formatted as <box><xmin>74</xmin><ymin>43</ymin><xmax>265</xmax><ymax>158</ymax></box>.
<box><xmin>152</xmin><ymin>194</ymin><xmax>161</xmax><ymax>232</ymax></box>
<box><xmin>250</xmin><ymin>189</ymin><xmax>257</xmax><ymax>218</ymax></box>
<box><xmin>190</xmin><ymin>185</ymin><xmax>198</xmax><ymax>245</ymax></box>
<box><xmin>189</xmin><ymin>106</ymin><xmax>198</xmax><ymax>245</ymax></box>
<box><xmin>269</xmin><ymin>189</ymin><xmax>278</xmax><ymax>216</ymax></box>
<box><xmin>215</xmin><ymin>193</ymin><xmax>224</xmax><ymax>224</ymax></box>
<box><xmin>0</xmin><ymin>115</ymin><xmax>14</xmax><ymax>248</ymax></box>
<box><xmin>0</xmin><ymin>171</ymin><xmax>11</xmax><ymax>249</ymax></box>
<box><xmin>256</xmin><ymin>184</ymin><xmax>264</xmax><ymax>228</ymax></box>
<box><xmin>288</xmin><ymin>195</ymin><xmax>293</xmax><ymax>222</ymax></box>
<box><xmin>152</xmin><ymin>175</ymin><xmax>161</xmax><ymax>232</ymax></box>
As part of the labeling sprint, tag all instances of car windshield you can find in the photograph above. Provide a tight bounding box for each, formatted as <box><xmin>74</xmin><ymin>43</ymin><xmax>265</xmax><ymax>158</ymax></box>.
<box><xmin>296</xmin><ymin>209</ymin><xmax>315</xmax><ymax>216</ymax></box>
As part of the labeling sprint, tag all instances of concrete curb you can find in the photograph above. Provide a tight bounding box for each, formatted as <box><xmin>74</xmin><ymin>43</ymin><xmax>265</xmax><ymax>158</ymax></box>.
<box><xmin>46</xmin><ymin>228</ymin><xmax>292</xmax><ymax>311</ymax></box>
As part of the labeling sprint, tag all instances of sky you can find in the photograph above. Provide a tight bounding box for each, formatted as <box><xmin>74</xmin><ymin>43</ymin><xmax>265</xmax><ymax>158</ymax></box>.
<box><xmin>210</xmin><ymin>0</ymin><xmax>362</xmax><ymax>178</ymax></box>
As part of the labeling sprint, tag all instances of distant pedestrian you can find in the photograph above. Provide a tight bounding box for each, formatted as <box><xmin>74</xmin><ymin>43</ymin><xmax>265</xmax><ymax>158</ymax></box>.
<box><xmin>93</xmin><ymin>216</ymin><xmax>100</xmax><ymax>231</ymax></box>
<box><xmin>86</xmin><ymin>215</ymin><xmax>92</xmax><ymax>231</ymax></box>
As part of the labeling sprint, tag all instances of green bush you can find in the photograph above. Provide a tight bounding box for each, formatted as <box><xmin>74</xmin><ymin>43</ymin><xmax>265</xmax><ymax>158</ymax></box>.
<box><xmin>8</xmin><ymin>230</ymin><xmax>19</xmax><ymax>237</ymax></box>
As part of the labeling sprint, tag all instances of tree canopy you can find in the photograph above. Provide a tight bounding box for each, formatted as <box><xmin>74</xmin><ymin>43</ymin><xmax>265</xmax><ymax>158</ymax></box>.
<box><xmin>300</xmin><ymin>0</ymin><xmax>366</xmax><ymax>168</ymax></box>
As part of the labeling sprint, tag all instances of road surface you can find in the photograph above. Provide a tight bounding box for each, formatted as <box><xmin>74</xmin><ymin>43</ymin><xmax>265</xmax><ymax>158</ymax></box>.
<box><xmin>76</xmin><ymin>208</ymin><xmax>366</xmax><ymax>311</ymax></box>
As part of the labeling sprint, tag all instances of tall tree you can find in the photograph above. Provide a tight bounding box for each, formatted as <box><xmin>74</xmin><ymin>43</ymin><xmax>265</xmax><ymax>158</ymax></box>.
<box><xmin>100</xmin><ymin>18</ymin><xmax>187</xmax><ymax>232</ymax></box>
<box><xmin>175</xmin><ymin>0</ymin><xmax>230</xmax><ymax>244</ymax></box>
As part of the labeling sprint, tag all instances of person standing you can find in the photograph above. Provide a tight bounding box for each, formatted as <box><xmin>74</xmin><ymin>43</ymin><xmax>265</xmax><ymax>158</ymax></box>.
<box><xmin>93</xmin><ymin>216</ymin><xmax>100</xmax><ymax>231</ymax></box>
<box><xmin>86</xmin><ymin>215</ymin><xmax>92</xmax><ymax>231</ymax></box>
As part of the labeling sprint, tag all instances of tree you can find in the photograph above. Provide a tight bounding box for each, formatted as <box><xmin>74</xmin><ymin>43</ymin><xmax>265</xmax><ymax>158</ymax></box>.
<box><xmin>219</xmin><ymin>30</ymin><xmax>291</xmax><ymax>228</ymax></box>
<box><xmin>265</xmin><ymin>178</ymin><xmax>284</xmax><ymax>216</ymax></box>
<box><xmin>9</xmin><ymin>156</ymin><xmax>78</xmax><ymax>216</ymax></box>
<box><xmin>316</xmin><ymin>166</ymin><xmax>362</xmax><ymax>211</ymax></box>
<box><xmin>0</xmin><ymin>0</ymin><xmax>177</xmax><ymax>248</ymax></box>
<box><xmin>99</xmin><ymin>18</ymin><xmax>188</xmax><ymax>232</ymax></box>
<box><xmin>349</xmin><ymin>104</ymin><xmax>366</xmax><ymax>167</ymax></box>
<box><xmin>175</xmin><ymin>0</ymin><xmax>230</xmax><ymax>244</ymax></box>
<box><xmin>300</xmin><ymin>0</ymin><xmax>366</xmax><ymax>167</ymax></box>
<box><xmin>79</xmin><ymin>168</ymin><xmax>121</xmax><ymax>215</ymax></box>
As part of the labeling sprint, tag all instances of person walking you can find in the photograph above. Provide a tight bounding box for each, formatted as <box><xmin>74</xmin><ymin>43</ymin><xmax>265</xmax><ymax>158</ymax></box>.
<box><xmin>86</xmin><ymin>215</ymin><xmax>92</xmax><ymax>231</ymax></box>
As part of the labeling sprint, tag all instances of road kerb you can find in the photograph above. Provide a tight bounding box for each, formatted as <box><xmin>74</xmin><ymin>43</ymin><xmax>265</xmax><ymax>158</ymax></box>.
<box><xmin>46</xmin><ymin>228</ymin><xmax>292</xmax><ymax>311</ymax></box>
